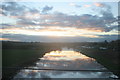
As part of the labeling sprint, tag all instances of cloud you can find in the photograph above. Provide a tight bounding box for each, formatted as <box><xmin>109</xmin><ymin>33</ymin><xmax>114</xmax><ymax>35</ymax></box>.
<box><xmin>1</xmin><ymin>2</ymin><xmax>119</xmax><ymax>40</ymax></box>
<box><xmin>94</xmin><ymin>3</ymin><xmax>105</xmax><ymax>7</ymax></box>
<box><xmin>3</xmin><ymin>10</ymin><xmax>116</xmax><ymax>33</ymax></box>
<box><xmin>26</xmin><ymin>12</ymin><xmax>117</xmax><ymax>32</ymax></box>
<box><xmin>1</xmin><ymin>27</ymin><xmax>101</xmax><ymax>38</ymax></box>
<box><xmin>1</xmin><ymin>25</ymin><xmax>118</xmax><ymax>40</ymax></box>
<box><xmin>29</xmin><ymin>8</ymin><xmax>39</xmax><ymax>14</ymax></box>
<box><xmin>70</xmin><ymin>3</ymin><xmax>92</xmax><ymax>8</ymax></box>
<box><xmin>1</xmin><ymin>2</ymin><xmax>26</xmax><ymax>16</ymax></box>
<box><xmin>2</xmin><ymin>34</ymin><xmax>118</xmax><ymax>42</ymax></box>
<box><xmin>93</xmin><ymin>2</ymin><xmax>112</xmax><ymax>17</ymax></box>
<box><xmin>94</xmin><ymin>3</ymin><xmax>111</xmax><ymax>9</ymax></box>
<box><xmin>42</xmin><ymin>5</ymin><xmax>53</xmax><ymax>13</ymax></box>
<box><xmin>69</xmin><ymin>3</ymin><xmax>81</xmax><ymax>8</ymax></box>
<box><xmin>0</xmin><ymin>23</ymin><xmax>14</xmax><ymax>29</ymax></box>
<box><xmin>96</xmin><ymin>3</ymin><xmax>117</xmax><ymax>32</ymax></box>
<box><xmin>17</xmin><ymin>20</ymin><xmax>38</xmax><ymax>26</ymax></box>
<box><xmin>1</xmin><ymin>2</ymin><xmax>40</xmax><ymax>19</ymax></box>
<box><xmin>1</xmin><ymin>2</ymin><xmax>118</xmax><ymax>33</ymax></box>
<box><xmin>84</xmin><ymin>5</ymin><xmax>91</xmax><ymax>8</ymax></box>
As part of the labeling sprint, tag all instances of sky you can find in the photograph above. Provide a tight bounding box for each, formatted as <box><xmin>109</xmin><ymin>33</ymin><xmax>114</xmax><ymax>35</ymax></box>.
<box><xmin>0</xmin><ymin>1</ymin><xmax>119</xmax><ymax>42</ymax></box>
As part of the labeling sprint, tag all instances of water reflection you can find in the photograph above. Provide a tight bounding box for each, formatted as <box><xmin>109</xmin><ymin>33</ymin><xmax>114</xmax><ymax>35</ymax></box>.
<box><xmin>14</xmin><ymin>48</ymin><xmax>118</xmax><ymax>79</ymax></box>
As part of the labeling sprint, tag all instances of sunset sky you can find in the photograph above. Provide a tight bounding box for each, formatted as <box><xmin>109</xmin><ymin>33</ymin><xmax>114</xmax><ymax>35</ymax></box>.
<box><xmin>0</xmin><ymin>1</ymin><xmax>119</xmax><ymax>42</ymax></box>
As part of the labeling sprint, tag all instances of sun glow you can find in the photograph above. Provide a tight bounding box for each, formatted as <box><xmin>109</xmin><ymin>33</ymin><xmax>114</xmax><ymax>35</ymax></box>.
<box><xmin>0</xmin><ymin>38</ymin><xmax>10</xmax><ymax>40</ymax></box>
<box><xmin>1</xmin><ymin>26</ymin><xmax>118</xmax><ymax>38</ymax></box>
<box><xmin>1</xmin><ymin>27</ymin><xmax>101</xmax><ymax>38</ymax></box>
<box><xmin>0</xmin><ymin>38</ymin><xmax>9</xmax><ymax>41</ymax></box>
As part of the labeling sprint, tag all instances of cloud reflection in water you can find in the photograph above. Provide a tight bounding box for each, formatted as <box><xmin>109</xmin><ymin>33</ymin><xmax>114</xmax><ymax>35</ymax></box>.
<box><xmin>14</xmin><ymin>48</ymin><xmax>118</xmax><ymax>79</ymax></box>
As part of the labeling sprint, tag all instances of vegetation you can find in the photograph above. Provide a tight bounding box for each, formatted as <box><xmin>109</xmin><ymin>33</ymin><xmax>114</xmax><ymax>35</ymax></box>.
<box><xmin>75</xmin><ymin>40</ymin><xmax>120</xmax><ymax>77</ymax></box>
<box><xmin>2</xmin><ymin>40</ymin><xmax>120</xmax><ymax>79</ymax></box>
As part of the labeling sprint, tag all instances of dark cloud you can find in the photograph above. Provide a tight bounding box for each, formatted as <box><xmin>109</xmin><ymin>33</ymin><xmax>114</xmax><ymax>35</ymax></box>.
<box><xmin>0</xmin><ymin>23</ymin><xmax>14</xmax><ymax>29</ymax></box>
<box><xmin>74</xmin><ymin>4</ymin><xmax>81</xmax><ymax>8</ymax></box>
<box><xmin>31</xmin><ymin>12</ymin><xmax>118</xmax><ymax>32</ymax></box>
<box><xmin>94</xmin><ymin>3</ymin><xmax>115</xmax><ymax>23</ymax></box>
<box><xmin>17</xmin><ymin>20</ymin><xmax>38</xmax><ymax>26</ymax></box>
<box><xmin>42</xmin><ymin>5</ymin><xmax>53</xmax><ymax>13</ymax></box>
<box><xmin>75</xmin><ymin>5</ymin><xmax>81</xmax><ymax>8</ymax></box>
<box><xmin>2</xmin><ymin>34</ymin><xmax>119</xmax><ymax>42</ymax></box>
<box><xmin>1</xmin><ymin>2</ymin><xmax>26</xmax><ymax>16</ymax></box>
<box><xmin>99</xmin><ymin>4</ymin><xmax>115</xmax><ymax>23</ymax></box>
<box><xmin>13</xmin><ymin>11</ymin><xmax>118</xmax><ymax>32</ymax></box>
<box><xmin>1</xmin><ymin>2</ymin><xmax>40</xmax><ymax>17</ymax></box>
<box><xmin>29</xmin><ymin>8</ymin><xmax>39</xmax><ymax>14</ymax></box>
<box><xmin>0</xmin><ymin>23</ymin><xmax>12</xmax><ymax>26</ymax></box>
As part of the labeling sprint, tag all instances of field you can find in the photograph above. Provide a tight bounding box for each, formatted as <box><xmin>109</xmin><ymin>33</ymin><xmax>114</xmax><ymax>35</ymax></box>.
<box><xmin>2</xmin><ymin>40</ymin><xmax>120</xmax><ymax>79</ymax></box>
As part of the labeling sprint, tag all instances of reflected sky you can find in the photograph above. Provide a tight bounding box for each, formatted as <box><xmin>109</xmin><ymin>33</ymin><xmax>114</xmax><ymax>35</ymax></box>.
<box><xmin>14</xmin><ymin>47</ymin><xmax>118</xmax><ymax>79</ymax></box>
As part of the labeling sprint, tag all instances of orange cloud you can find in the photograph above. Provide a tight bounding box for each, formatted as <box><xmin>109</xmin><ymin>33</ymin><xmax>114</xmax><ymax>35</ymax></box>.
<box><xmin>94</xmin><ymin>3</ymin><xmax>104</xmax><ymax>7</ymax></box>
<box><xmin>84</xmin><ymin>5</ymin><xmax>91</xmax><ymax>8</ymax></box>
